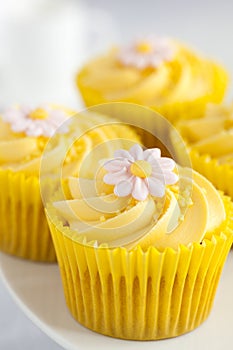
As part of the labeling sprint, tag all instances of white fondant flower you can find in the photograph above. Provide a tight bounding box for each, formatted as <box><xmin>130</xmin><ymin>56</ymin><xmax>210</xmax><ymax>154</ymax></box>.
<box><xmin>103</xmin><ymin>144</ymin><xmax>178</xmax><ymax>201</ymax></box>
<box><xmin>118</xmin><ymin>36</ymin><xmax>175</xmax><ymax>70</ymax></box>
<box><xmin>2</xmin><ymin>105</ymin><xmax>69</xmax><ymax>137</ymax></box>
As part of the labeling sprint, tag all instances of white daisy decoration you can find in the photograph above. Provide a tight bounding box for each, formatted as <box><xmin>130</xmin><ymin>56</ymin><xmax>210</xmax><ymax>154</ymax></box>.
<box><xmin>118</xmin><ymin>36</ymin><xmax>175</xmax><ymax>70</ymax></box>
<box><xmin>2</xmin><ymin>105</ymin><xmax>69</xmax><ymax>137</ymax></box>
<box><xmin>103</xmin><ymin>144</ymin><xmax>178</xmax><ymax>201</ymax></box>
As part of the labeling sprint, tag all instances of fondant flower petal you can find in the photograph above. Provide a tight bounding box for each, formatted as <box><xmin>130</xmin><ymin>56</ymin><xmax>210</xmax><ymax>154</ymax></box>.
<box><xmin>163</xmin><ymin>172</ymin><xmax>179</xmax><ymax>185</ymax></box>
<box><xmin>2</xmin><ymin>109</ymin><xmax>23</xmax><ymax>123</ymax></box>
<box><xmin>147</xmin><ymin>177</ymin><xmax>165</xmax><ymax>197</ymax></box>
<box><xmin>104</xmin><ymin>168</ymin><xmax>131</xmax><ymax>185</ymax></box>
<box><xmin>26</xmin><ymin>124</ymin><xmax>44</xmax><ymax>137</ymax></box>
<box><xmin>129</xmin><ymin>144</ymin><xmax>143</xmax><ymax>160</ymax></box>
<box><xmin>143</xmin><ymin>148</ymin><xmax>161</xmax><ymax>162</ymax></box>
<box><xmin>132</xmin><ymin>177</ymin><xmax>149</xmax><ymax>201</ymax></box>
<box><xmin>43</xmin><ymin>125</ymin><xmax>56</xmax><ymax>137</ymax></box>
<box><xmin>151</xmin><ymin>170</ymin><xmax>178</xmax><ymax>185</ymax></box>
<box><xmin>114</xmin><ymin>180</ymin><xmax>133</xmax><ymax>197</ymax></box>
<box><xmin>114</xmin><ymin>149</ymin><xmax>134</xmax><ymax>161</ymax></box>
<box><xmin>151</xmin><ymin>172</ymin><xmax>165</xmax><ymax>183</ymax></box>
<box><xmin>151</xmin><ymin>157</ymin><xmax>176</xmax><ymax>170</ymax></box>
<box><xmin>104</xmin><ymin>158</ymin><xmax>131</xmax><ymax>172</ymax></box>
<box><xmin>11</xmin><ymin>119</ymin><xmax>31</xmax><ymax>133</ymax></box>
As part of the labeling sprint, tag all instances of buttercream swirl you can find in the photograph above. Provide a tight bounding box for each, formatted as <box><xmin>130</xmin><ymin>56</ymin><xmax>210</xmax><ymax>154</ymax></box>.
<box><xmin>77</xmin><ymin>39</ymin><xmax>228</xmax><ymax>108</ymax></box>
<box><xmin>0</xmin><ymin>105</ymin><xmax>73</xmax><ymax>175</ymax></box>
<box><xmin>178</xmin><ymin>103</ymin><xmax>233</xmax><ymax>165</ymax></box>
<box><xmin>0</xmin><ymin>108</ymin><xmax>140</xmax><ymax>176</ymax></box>
<box><xmin>53</xmin><ymin>162</ymin><xmax>226</xmax><ymax>250</ymax></box>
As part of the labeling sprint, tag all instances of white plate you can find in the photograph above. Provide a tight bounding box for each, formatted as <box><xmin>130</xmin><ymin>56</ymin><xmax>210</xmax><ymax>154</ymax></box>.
<box><xmin>0</xmin><ymin>251</ymin><xmax>233</xmax><ymax>350</ymax></box>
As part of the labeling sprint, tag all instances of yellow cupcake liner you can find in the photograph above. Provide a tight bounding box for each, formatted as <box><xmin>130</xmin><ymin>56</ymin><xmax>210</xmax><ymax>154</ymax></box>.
<box><xmin>46</xmin><ymin>194</ymin><xmax>233</xmax><ymax>340</ymax></box>
<box><xmin>190</xmin><ymin>150</ymin><xmax>233</xmax><ymax>200</ymax></box>
<box><xmin>77</xmin><ymin>62</ymin><xmax>228</xmax><ymax>125</ymax></box>
<box><xmin>0</xmin><ymin>169</ymin><xmax>56</xmax><ymax>262</ymax></box>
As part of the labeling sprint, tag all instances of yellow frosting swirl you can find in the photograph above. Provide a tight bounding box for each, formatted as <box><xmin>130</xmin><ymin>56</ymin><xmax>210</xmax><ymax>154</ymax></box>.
<box><xmin>178</xmin><ymin>103</ymin><xmax>233</xmax><ymax>165</ymax></box>
<box><xmin>0</xmin><ymin>106</ymin><xmax>74</xmax><ymax>175</ymax></box>
<box><xmin>53</xmin><ymin>167</ymin><xmax>225</xmax><ymax>250</ymax></box>
<box><xmin>77</xmin><ymin>41</ymin><xmax>228</xmax><ymax>108</ymax></box>
<box><xmin>60</xmin><ymin>111</ymin><xmax>141</xmax><ymax>178</ymax></box>
<box><xmin>0</xmin><ymin>109</ymin><xmax>140</xmax><ymax>177</ymax></box>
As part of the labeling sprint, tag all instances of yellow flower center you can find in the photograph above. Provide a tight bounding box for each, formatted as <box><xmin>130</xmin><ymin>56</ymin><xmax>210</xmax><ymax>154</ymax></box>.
<box><xmin>29</xmin><ymin>108</ymin><xmax>48</xmax><ymax>120</ymax></box>
<box><xmin>130</xmin><ymin>160</ymin><xmax>152</xmax><ymax>178</ymax></box>
<box><xmin>136</xmin><ymin>41</ymin><xmax>152</xmax><ymax>53</ymax></box>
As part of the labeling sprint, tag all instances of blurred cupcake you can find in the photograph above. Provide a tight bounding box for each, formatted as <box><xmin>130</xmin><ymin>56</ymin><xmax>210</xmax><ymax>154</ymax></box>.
<box><xmin>0</xmin><ymin>106</ymin><xmax>140</xmax><ymax>261</ymax></box>
<box><xmin>77</xmin><ymin>36</ymin><xmax>228</xmax><ymax>123</ymax></box>
<box><xmin>177</xmin><ymin>103</ymin><xmax>233</xmax><ymax>198</ymax></box>
<box><xmin>45</xmin><ymin>142</ymin><xmax>233</xmax><ymax>340</ymax></box>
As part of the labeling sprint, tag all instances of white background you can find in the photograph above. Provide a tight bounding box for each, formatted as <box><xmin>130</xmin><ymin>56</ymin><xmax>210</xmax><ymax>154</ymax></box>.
<box><xmin>0</xmin><ymin>0</ymin><xmax>233</xmax><ymax>349</ymax></box>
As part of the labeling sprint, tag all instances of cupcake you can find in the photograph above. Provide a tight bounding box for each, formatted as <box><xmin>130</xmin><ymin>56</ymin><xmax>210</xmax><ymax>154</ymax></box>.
<box><xmin>45</xmin><ymin>140</ymin><xmax>233</xmax><ymax>340</ymax></box>
<box><xmin>177</xmin><ymin>103</ymin><xmax>233</xmax><ymax>198</ymax></box>
<box><xmin>77</xmin><ymin>36</ymin><xmax>228</xmax><ymax>124</ymax></box>
<box><xmin>0</xmin><ymin>105</ymin><xmax>140</xmax><ymax>261</ymax></box>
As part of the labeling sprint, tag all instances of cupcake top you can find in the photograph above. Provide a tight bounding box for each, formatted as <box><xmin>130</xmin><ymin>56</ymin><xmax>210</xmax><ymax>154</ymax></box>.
<box><xmin>53</xmin><ymin>143</ymin><xmax>226</xmax><ymax>251</ymax></box>
<box><xmin>0</xmin><ymin>105</ymin><xmax>73</xmax><ymax>175</ymax></box>
<box><xmin>77</xmin><ymin>36</ymin><xmax>228</xmax><ymax>107</ymax></box>
<box><xmin>0</xmin><ymin>106</ymin><xmax>140</xmax><ymax>177</ymax></box>
<box><xmin>178</xmin><ymin>103</ymin><xmax>233</xmax><ymax>165</ymax></box>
